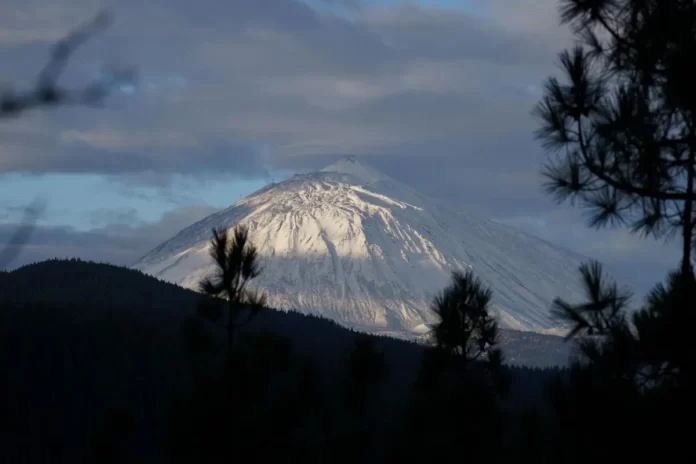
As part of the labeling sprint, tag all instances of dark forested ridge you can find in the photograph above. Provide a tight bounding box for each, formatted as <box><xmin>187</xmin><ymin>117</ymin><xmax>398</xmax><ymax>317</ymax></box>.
<box><xmin>0</xmin><ymin>258</ymin><xmax>571</xmax><ymax>365</ymax></box>
<box><xmin>0</xmin><ymin>259</ymin><xmax>199</xmax><ymax>316</ymax></box>
<box><xmin>1</xmin><ymin>258</ymin><xmax>564</xmax><ymax>463</ymax></box>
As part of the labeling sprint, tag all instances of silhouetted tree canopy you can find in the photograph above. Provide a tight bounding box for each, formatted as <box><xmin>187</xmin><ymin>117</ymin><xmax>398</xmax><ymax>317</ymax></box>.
<box><xmin>534</xmin><ymin>2</ymin><xmax>696</xmax><ymax>459</ymax></box>
<box><xmin>197</xmin><ymin>226</ymin><xmax>267</xmax><ymax>352</ymax></box>
<box><xmin>534</xmin><ymin>0</ymin><xmax>696</xmax><ymax>278</ymax></box>
<box><xmin>431</xmin><ymin>270</ymin><xmax>504</xmax><ymax>371</ymax></box>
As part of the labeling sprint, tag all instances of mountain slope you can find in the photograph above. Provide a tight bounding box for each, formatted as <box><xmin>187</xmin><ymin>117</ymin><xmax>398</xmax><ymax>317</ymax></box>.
<box><xmin>133</xmin><ymin>157</ymin><xmax>591</xmax><ymax>336</ymax></box>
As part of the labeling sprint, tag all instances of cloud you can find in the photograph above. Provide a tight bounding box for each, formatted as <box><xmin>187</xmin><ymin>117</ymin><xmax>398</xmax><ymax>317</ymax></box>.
<box><xmin>496</xmin><ymin>209</ymin><xmax>682</xmax><ymax>296</ymax></box>
<box><xmin>0</xmin><ymin>204</ymin><xmax>219</xmax><ymax>270</ymax></box>
<box><xmin>0</xmin><ymin>0</ymin><xmax>569</xmax><ymax>183</ymax></box>
<box><xmin>87</xmin><ymin>206</ymin><xmax>140</xmax><ymax>227</ymax></box>
<box><xmin>0</xmin><ymin>0</ymin><xmax>87</xmax><ymax>45</ymax></box>
<box><xmin>0</xmin><ymin>0</ymin><xmax>677</xmax><ymax>292</ymax></box>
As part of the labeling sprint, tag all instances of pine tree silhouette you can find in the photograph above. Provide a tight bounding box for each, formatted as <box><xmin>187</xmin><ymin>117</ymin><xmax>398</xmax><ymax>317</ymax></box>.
<box><xmin>430</xmin><ymin>270</ymin><xmax>507</xmax><ymax>392</ymax></box>
<box><xmin>545</xmin><ymin>261</ymin><xmax>693</xmax><ymax>460</ymax></box>
<box><xmin>534</xmin><ymin>3</ymin><xmax>696</xmax><ymax>457</ymax></box>
<box><xmin>197</xmin><ymin>226</ymin><xmax>267</xmax><ymax>354</ymax></box>
<box><xmin>394</xmin><ymin>271</ymin><xmax>509</xmax><ymax>462</ymax></box>
<box><xmin>533</xmin><ymin>0</ymin><xmax>696</xmax><ymax>279</ymax></box>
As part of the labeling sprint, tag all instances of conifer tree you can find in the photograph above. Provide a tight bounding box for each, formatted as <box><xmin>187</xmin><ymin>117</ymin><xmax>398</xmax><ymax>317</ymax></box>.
<box><xmin>197</xmin><ymin>226</ymin><xmax>267</xmax><ymax>352</ymax></box>
<box><xmin>534</xmin><ymin>2</ymin><xmax>696</xmax><ymax>458</ymax></box>
<box><xmin>431</xmin><ymin>270</ymin><xmax>505</xmax><ymax>384</ymax></box>
<box><xmin>397</xmin><ymin>271</ymin><xmax>508</xmax><ymax>463</ymax></box>
<box><xmin>545</xmin><ymin>259</ymin><xmax>693</xmax><ymax>460</ymax></box>
<box><xmin>533</xmin><ymin>0</ymin><xmax>696</xmax><ymax>279</ymax></box>
<box><xmin>535</xmin><ymin>0</ymin><xmax>696</xmax><ymax>391</ymax></box>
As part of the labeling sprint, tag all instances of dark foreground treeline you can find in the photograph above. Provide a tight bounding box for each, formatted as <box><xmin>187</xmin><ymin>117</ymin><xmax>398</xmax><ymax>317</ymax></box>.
<box><xmin>1</xmin><ymin>258</ymin><xmax>562</xmax><ymax>463</ymax></box>
<box><xmin>0</xmin><ymin>254</ymin><xmax>691</xmax><ymax>463</ymax></box>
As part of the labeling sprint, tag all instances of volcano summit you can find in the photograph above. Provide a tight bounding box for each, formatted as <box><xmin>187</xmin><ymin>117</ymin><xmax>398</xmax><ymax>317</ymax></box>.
<box><xmin>133</xmin><ymin>157</ymin><xmax>589</xmax><ymax>338</ymax></box>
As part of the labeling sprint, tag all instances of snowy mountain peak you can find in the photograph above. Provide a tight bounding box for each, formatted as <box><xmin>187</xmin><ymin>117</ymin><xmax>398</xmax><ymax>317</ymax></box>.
<box><xmin>133</xmin><ymin>161</ymin><xmax>592</xmax><ymax>339</ymax></box>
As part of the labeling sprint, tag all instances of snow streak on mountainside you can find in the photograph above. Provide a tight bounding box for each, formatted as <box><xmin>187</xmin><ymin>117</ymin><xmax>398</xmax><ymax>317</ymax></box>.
<box><xmin>133</xmin><ymin>156</ymin><xmax>592</xmax><ymax>337</ymax></box>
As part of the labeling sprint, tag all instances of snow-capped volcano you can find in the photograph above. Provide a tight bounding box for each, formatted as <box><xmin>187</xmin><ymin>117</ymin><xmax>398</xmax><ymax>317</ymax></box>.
<box><xmin>133</xmin><ymin>156</ymin><xmax>590</xmax><ymax>337</ymax></box>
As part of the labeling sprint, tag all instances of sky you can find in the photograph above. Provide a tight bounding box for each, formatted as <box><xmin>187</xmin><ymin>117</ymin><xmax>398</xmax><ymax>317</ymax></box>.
<box><xmin>0</xmin><ymin>0</ymin><xmax>682</xmax><ymax>297</ymax></box>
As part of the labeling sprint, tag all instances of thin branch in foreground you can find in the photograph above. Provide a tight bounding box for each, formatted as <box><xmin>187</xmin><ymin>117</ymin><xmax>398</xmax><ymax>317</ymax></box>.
<box><xmin>1</xmin><ymin>11</ymin><xmax>134</xmax><ymax>118</ymax></box>
<box><xmin>0</xmin><ymin>197</ymin><xmax>48</xmax><ymax>271</ymax></box>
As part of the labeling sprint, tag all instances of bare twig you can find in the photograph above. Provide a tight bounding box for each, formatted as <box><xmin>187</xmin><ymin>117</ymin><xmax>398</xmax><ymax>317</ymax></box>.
<box><xmin>1</xmin><ymin>11</ymin><xmax>133</xmax><ymax>118</ymax></box>
<box><xmin>0</xmin><ymin>197</ymin><xmax>48</xmax><ymax>271</ymax></box>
